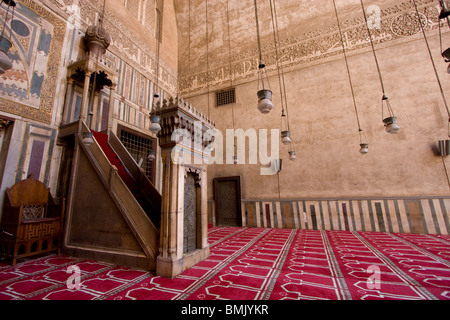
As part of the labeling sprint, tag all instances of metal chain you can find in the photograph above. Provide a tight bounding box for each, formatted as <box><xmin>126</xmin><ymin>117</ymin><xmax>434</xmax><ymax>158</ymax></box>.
<box><xmin>333</xmin><ymin>0</ymin><xmax>363</xmax><ymax>133</ymax></box>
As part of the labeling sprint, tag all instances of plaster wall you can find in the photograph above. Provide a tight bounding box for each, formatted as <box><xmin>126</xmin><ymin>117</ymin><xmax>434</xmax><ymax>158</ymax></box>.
<box><xmin>184</xmin><ymin>35</ymin><xmax>450</xmax><ymax>201</ymax></box>
<box><xmin>174</xmin><ymin>0</ymin><xmax>450</xmax><ymax>233</ymax></box>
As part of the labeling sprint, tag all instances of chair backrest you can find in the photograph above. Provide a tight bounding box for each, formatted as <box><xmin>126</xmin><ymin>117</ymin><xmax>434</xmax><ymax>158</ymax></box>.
<box><xmin>6</xmin><ymin>175</ymin><xmax>49</xmax><ymax>207</ymax></box>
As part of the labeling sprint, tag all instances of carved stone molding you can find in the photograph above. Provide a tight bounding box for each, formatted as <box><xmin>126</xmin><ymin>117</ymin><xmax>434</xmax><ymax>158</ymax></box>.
<box><xmin>67</xmin><ymin>52</ymin><xmax>117</xmax><ymax>87</ymax></box>
<box><xmin>185</xmin><ymin>165</ymin><xmax>203</xmax><ymax>187</ymax></box>
<box><xmin>178</xmin><ymin>0</ymin><xmax>443</xmax><ymax>96</ymax></box>
<box><xmin>0</xmin><ymin>119</ymin><xmax>12</xmax><ymax>136</ymax></box>
<box><xmin>152</xmin><ymin>96</ymin><xmax>216</xmax><ymax>151</ymax></box>
<box><xmin>45</xmin><ymin>0</ymin><xmax>177</xmax><ymax>96</ymax></box>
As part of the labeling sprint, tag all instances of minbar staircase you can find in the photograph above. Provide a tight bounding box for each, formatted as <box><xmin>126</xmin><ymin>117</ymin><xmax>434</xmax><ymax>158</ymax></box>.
<box><xmin>92</xmin><ymin>131</ymin><xmax>161</xmax><ymax>228</ymax></box>
<box><xmin>64</xmin><ymin>123</ymin><xmax>161</xmax><ymax>271</ymax></box>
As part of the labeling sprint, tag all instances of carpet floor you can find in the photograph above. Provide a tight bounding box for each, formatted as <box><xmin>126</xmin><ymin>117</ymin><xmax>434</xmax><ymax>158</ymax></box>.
<box><xmin>1</xmin><ymin>227</ymin><xmax>450</xmax><ymax>300</ymax></box>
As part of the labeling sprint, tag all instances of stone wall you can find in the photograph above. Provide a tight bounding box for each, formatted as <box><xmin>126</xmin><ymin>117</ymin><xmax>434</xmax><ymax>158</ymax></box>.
<box><xmin>0</xmin><ymin>0</ymin><xmax>178</xmax><ymax>219</ymax></box>
<box><xmin>175</xmin><ymin>0</ymin><xmax>450</xmax><ymax>234</ymax></box>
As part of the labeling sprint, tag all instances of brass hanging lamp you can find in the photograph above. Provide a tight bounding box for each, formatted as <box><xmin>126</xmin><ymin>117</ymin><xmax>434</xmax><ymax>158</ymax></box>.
<box><xmin>254</xmin><ymin>0</ymin><xmax>274</xmax><ymax>114</ymax></box>
<box><xmin>0</xmin><ymin>0</ymin><xmax>15</xmax><ymax>74</ymax></box>
<box><xmin>438</xmin><ymin>0</ymin><xmax>450</xmax><ymax>69</ymax></box>
<box><xmin>333</xmin><ymin>0</ymin><xmax>369</xmax><ymax>154</ymax></box>
<box><xmin>360</xmin><ymin>0</ymin><xmax>400</xmax><ymax>134</ymax></box>
<box><xmin>150</xmin><ymin>4</ymin><xmax>163</xmax><ymax>135</ymax></box>
<box><xmin>269</xmin><ymin>0</ymin><xmax>296</xmax><ymax>159</ymax></box>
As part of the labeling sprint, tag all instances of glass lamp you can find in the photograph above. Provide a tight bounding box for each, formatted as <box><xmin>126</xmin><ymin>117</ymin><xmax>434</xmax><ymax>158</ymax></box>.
<box><xmin>383</xmin><ymin>116</ymin><xmax>400</xmax><ymax>134</ymax></box>
<box><xmin>382</xmin><ymin>95</ymin><xmax>400</xmax><ymax>134</ymax></box>
<box><xmin>257</xmin><ymin>89</ymin><xmax>274</xmax><ymax>114</ymax></box>
<box><xmin>0</xmin><ymin>0</ymin><xmax>16</xmax><ymax>74</ymax></box>
<box><xmin>439</xmin><ymin>0</ymin><xmax>450</xmax><ymax>58</ymax></box>
<box><xmin>359</xmin><ymin>129</ymin><xmax>369</xmax><ymax>155</ymax></box>
<box><xmin>359</xmin><ymin>143</ymin><xmax>369</xmax><ymax>155</ymax></box>
<box><xmin>289</xmin><ymin>151</ymin><xmax>296</xmax><ymax>161</ymax></box>
<box><xmin>281</xmin><ymin>131</ymin><xmax>291</xmax><ymax>145</ymax></box>
<box><xmin>82</xmin><ymin>132</ymin><xmax>94</xmax><ymax>146</ymax></box>
<box><xmin>150</xmin><ymin>115</ymin><xmax>161</xmax><ymax>134</ymax></box>
<box><xmin>288</xmin><ymin>138</ymin><xmax>296</xmax><ymax>161</ymax></box>
<box><xmin>148</xmin><ymin>150</ymin><xmax>156</xmax><ymax>161</ymax></box>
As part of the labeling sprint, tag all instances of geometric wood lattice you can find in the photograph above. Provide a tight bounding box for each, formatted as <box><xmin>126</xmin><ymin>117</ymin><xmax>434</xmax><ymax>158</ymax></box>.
<box><xmin>22</xmin><ymin>220</ymin><xmax>61</xmax><ymax>241</ymax></box>
<box><xmin>22</xmin><ymin>205</ymin><xmax>44</xmax><ymax>221</ymax></box>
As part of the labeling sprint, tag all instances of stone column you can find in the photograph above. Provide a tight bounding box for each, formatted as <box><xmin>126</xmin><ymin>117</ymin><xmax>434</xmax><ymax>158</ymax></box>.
<box><xmin>199</xmin><ymin>164</ymin><xmax>209</xmax><ymax>249</ymax></box>
<box><xmin>62</xmin><ymin>78</ymin><xmax>74</xmax><ymax>125</ymax></box>
<box><xmin>156</xmin><ymin>147</ymin><xmax>186</xmax><ymax>277</ymax></box>
<box><xmin>107</xmin><ymin>82</ymin><xmax>117</xmax><ymax>134</ymax></box>
<box><xmin>79</xmin><ymin>69</ymin><xmax>93</xmax><ymax>125</ymax></box>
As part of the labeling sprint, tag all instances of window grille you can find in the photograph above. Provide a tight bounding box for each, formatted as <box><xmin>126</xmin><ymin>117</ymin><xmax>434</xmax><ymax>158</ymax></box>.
<box><xmin>119</xmin><ymin>130</ymin><xmax>157</xmax><ymax>184</ymax></box>
<box><xmin>216</xmin><ymin>88</ymin><xmax>236</xmax><ymax>107</ymax></box>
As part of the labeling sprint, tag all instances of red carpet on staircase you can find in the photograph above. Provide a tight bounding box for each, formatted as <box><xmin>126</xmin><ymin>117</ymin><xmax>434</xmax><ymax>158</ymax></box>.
<box><xmin>92</xmin><ymin>131</ymin><xmax>136</xmax><ymax>191</ymax></box>
<box><xmin>1</xmin><ymin>227</ymin><xmax>450</xmax><ymax>301</ymax></box>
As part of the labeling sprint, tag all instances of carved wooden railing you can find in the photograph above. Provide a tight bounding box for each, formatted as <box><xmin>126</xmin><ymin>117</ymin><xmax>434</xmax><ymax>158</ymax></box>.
<box><xmin>77</xmin><ymin>123</ymin><xmax>158</xmax><ymax>260</ymax></box>
<box><xmin>107</xmin><ymin>131</ymin><xmax>162</xmax><ymax>227</ymax></box>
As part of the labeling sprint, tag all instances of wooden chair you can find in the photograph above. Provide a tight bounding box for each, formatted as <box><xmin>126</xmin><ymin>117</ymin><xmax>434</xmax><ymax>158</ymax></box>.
<box><xmin>0</xmin><ymin>175</ymin><xmax>65</xmax><ymax>266</ymax></box>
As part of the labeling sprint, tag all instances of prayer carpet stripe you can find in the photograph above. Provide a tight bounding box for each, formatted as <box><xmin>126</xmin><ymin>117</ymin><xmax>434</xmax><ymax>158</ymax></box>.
<box><xmin>1</xmin><ymin>228</ymin><xmax>450</xmax><ymax>300</ymax></box>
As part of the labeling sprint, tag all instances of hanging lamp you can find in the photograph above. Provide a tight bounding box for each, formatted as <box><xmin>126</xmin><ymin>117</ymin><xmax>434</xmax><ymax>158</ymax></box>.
<box><xmin>288</xmin><ymin>137</ymin><xmax>297</xmax><ymax>160</ymax></box>
<box><xmin>439</xmin><ymin>0</ymin><xmax>450</xmax><ymax>20</ymax></box>
<box><xmin>413</xmin><ymin>0</ymin><xmax>450</xmax><ymax>189</ymax></box>
<box><xmin>149</xmin><ymin>86</ymin><xmax>161</xmax><ymax>135</ymax></box>
<box><xmin>150</xmin><ymin>4</ymin><xmax>163</xmax><ymax>135</ymax></box>
<box><xmin>82</xmin><ymin>131</ymin><xmax>94</xmax><ymax>146</ymax></box>
<box><xmin>268</xmin><ymin>0</ymin><xmax>296</xmax><ymax>159</ymax></box>
<box><xmin>149</xmin><ymin>88</ymin><xmax>161</xmax><ymax>135</ymax></box>
<box><xmin>381</xmin><ymin>95</ymin><xmax>400</xmax><ymax>134</ymax></box>
<box><xmin>439</xmin><ymin>139</ymin><xmax>450</xmax><ymax>157</ymax></box>
<box><xmin>257</xmin><ymin>88</ymin><xmax>273</xmax><ymax>114</ymax></box>
<box><xmin>359</xmin><ymin>129</ymin><xmax>369</xmax><ymax>154</ymax></box>
<box><xmin>288</xmin><ymin>150</ymin><xmax>296</xmax><ymax>161</ymax></box>
<box><xmin>438</xmin><ymin>0</ymin><xmax>450</xmax><ymax>69</ymax></box>
<box><xmin>333</xmin><ymin>0</ymin><xmax>369</xmax><ymax>154</ymax></box>
<box><xmin>0</xmin><ymin>0</ymin><xmax>15</xmax><ymax>74</ymax></box>
<box><xmin>148</xmin><ymin>149</ymin><xmax>156</xmax><ymax>161</ymax></box>
<box><xmin>225</xmin><ymin>0</ymin><xmax>238</xmax><ymax>165</ymax></box>
<box><xmin>233</xmin><ymin>152</ymin><xmax>238</xmax><ymax>165</ymax></box>
<box><xmin>360</xmin><ymin>0</ymin><xmax>400</xmax><ymax>134</ymax></box>
<box><xmin>254</xmin><ymin>0</ymin><xmax>273</xmax><ymax>114</ymax></box>
<box><xmin>280</xmin><ymin>111</ymin><xmax>291</xmax><ymax>145</ymax></box>
<box><xmin>413</xmin><ymin>0</ymin><xmax>450</xmax><ymax>132</ymax></box>
<box><xmin>149</xmin><ymin>114</ymin><xmax>161</xmax><ymax>134</ymax></box>
<box><xmin>0</xmin><ymin>34</ymin><xmax>11</xmax><ymax>74</ymax></box>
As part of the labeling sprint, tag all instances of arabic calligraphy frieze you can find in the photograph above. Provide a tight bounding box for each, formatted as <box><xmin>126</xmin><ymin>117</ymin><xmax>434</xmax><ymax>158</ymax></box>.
<box><xmin>178</xmin><ymin>0</ymin><xmax>444</xmax><ymax>96</ymax></box>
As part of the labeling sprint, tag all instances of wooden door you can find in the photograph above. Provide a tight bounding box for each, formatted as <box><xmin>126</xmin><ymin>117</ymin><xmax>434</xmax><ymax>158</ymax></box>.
<box><xmin>214</xmin><ymin>176</ymin><xmax>241</xmax><ymax>227</ymax></box>
<box><xmin>184</xmin><ymin>172</ymin><xmax>198</xmax><ymax>254</ymax></box>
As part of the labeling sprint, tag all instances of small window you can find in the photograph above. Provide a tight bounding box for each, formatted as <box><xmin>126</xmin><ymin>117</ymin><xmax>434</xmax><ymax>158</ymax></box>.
<box><xmin>216</xmin><ymin>88</ymin><xmax>236</xmax><ymax>107</ymax></box>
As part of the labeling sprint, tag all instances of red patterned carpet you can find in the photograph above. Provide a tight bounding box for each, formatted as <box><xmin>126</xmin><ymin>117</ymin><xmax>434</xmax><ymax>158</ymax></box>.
<box><xmin>1</xmin><ymin>227</ymin><xmax>450</xmax><ymax>300</ymax></box>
